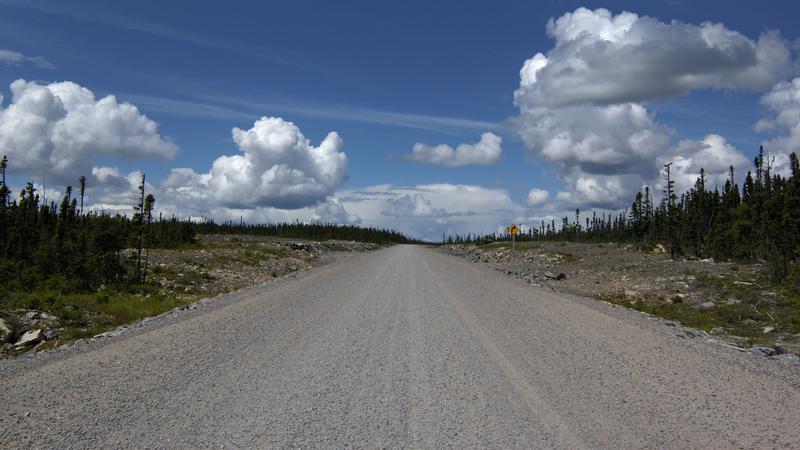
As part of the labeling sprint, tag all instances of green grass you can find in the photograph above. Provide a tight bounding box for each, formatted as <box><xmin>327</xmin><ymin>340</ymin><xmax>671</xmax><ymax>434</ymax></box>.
<box><xmin>3</xmin><ymin>288</ymin><xmax>192</xmax><ymax>326</ymax></box>
<box><xmin>0</xmin><ymin>266</ymin><xmax>213</xmax><ymax>354</ymax></box>
<box><xmin>0</xmin><ymin>287</ymin><xmax>195</xmax><ymax>354</ymax></box>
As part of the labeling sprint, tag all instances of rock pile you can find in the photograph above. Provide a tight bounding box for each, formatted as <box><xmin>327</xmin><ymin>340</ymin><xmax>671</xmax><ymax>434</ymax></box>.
<box><xmin>0</xmin><ymin>310</ymin><xmax>62</xmax><ymax>350</ymax></box>
<box><xmin>443</xmin><ymin>245</ymin><xmax>570</xmax><ymax>287</ymax></box>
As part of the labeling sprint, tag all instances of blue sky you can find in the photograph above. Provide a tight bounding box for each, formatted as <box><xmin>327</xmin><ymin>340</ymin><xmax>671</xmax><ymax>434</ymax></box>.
<box><xmin>1</xmin><ymin>0</ymin><xmax>799</xmax><ymax>240</ymax></box>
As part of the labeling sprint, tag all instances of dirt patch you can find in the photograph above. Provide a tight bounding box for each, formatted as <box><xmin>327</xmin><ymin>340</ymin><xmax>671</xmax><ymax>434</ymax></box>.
<box><xmin>440</xmin><ymin>241</ymin><xmax>800</xmax><ymax>356</ymax></box>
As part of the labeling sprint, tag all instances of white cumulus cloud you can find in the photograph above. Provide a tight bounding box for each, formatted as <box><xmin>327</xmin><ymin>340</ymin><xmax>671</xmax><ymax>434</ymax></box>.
<box><xmin>554</xmin><ymin>172</ymin><xmax>644</xmax><ymax>210</ymax></box>
<box><xmin>162</xmin><ymin>116</ymin><xmax>347</xmax><ymax>210</ymax></box>
<box><xmin>515</xmin><ymin>102</ymin><xmax>671</xmax><ymax>177</ymax></box>
<box><xmin>86</xmin><ymin>167</ymin><xmax>155</xmax><ymax>213</ymax></box>
<box><xmin>661</xmin><ymin>134</ymin><xmax>750</xmax><ymax>194</ymax></box>
<box><xmin>515</xmin><ymin>7</ymin><xmax>792</xmax><ymax>109</ymax></box>
<box><xmin>0</xmin><ymin>79</ymin><xmax>177</xmax><ymax>182</ymax></box>
<box><xmin>381</xmin><ymin>193</ymin><xmax>446</xmax><ymax>217</ymax></box>
<box><xmin>407</xmin><ymin>132</ymin><xmax>502</xmax><ymax>167</ymax></box>
<box><xmin>311</xmin><ymin>197</ymin><xmax>359</xmax><ymax>224</ymax></box>
<box><xmin>757</xmin><ymin>77</ymin><xmax>800</xmax><ymax>157</ymax></box>
<box><xmin>526</xmin><ymin>188</ymin><xmax>549</xmax><ymax>207</ymax></box>
<box><xmin>512</xmin><ymin>7</ymin><xmax>792</xmax><ymax>210</ymax></box>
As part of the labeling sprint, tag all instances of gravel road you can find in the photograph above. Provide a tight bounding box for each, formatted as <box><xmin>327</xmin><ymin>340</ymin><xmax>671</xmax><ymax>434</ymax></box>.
<box><xmin>2</xmin><ymin>245</ymin><xmax>799</xmax><ymax>448</ymax></box>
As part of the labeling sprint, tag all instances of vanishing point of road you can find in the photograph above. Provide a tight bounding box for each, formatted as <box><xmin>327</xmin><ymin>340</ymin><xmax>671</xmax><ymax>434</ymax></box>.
<box><xmin>2</xmin><ymin>245</ymin><xmax>799</xmax><ymax>448</ymax></box>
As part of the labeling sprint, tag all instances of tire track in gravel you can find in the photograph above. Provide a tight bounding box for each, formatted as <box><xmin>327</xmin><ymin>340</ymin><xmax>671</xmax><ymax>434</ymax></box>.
<box><xmin>417</xmin><ymin>253</ymin><xmax>588</xmax><ymax>449</ymax></box>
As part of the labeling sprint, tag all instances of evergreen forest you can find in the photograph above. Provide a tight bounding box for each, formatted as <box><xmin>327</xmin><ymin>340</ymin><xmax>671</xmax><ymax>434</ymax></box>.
<box><xmin>445</xmin><ymin>148</ymin><xmax>800</xmax><ymax>284</ymax></box>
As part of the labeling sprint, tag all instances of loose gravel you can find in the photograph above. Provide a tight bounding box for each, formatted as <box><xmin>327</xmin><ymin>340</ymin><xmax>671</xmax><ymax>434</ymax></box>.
<box><xmin>1</xmin><ymin>245</ymin><xmax>799</xmax><ymax>448</ymax></box>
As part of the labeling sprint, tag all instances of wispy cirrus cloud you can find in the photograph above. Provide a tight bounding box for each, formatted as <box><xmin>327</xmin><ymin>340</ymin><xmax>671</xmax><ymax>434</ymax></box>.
<box><xmin>123</xmin><ymin>95</ymin><xmax>255</xmax><ymax>122</ymax></box>
<box><xmin>0</xmin><ymin>0</ymin><xmax>319</xmax><ymax>73</ymax></box>
<box><xmin>125</xmin><ymin>93</ymin><xmax>500</xmax><ymax>135</ymax></box>
<box><xmin>0</xmin><ymin>48</ymin><xmax>54</xmax><ymax>69</ymax></box>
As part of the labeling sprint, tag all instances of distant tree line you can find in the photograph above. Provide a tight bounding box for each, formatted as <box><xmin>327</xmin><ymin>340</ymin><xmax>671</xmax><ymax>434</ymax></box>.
<box><xmin>0</xmin><ymin>155</ymin><xmax>415</xmax><ymax>300</ymax></box>
<box><xmin>444</xmin><ymin>148</ymin><xmax>800</xmax><ymax>282</ymax></box>
<box><xmin>190</xmin><ymin>221</ymin><xmax>416</xmax><ymax>245</ymax></box>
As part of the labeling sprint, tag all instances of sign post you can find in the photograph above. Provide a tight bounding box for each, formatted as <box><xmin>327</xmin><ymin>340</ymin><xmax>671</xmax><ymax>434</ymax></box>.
<box><xmin>506</xmin><ymin>224</ymin><xmax>520</xmax><ymax>250</ymax></box>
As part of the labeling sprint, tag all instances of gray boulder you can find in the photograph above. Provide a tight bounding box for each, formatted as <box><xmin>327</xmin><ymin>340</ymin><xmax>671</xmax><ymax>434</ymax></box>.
<box><xmin>544</xmin><ymin>271</ymin><xmax>566</xmax><ymax>280</ymax></box>
<box><xmin>749</xmin><ymin>346</ymin><xmax>777</xmax><ymax>357</ymax></box>
<box><xmin>16</xmin><ymin>310</ymin><xmax>60</xmax><ymax>329</ymax></box>
<box><xmin>0</xmin><ymin>318</ymin><xmax>11</xmax><ymax>343</ymax></box>
<box><xmin>652</xmin><ymin>244</ymin><xmax>667</xmax><ymax>254</ymax></box>
<box><xmin>43</xmin><ymin>329</ymin><xmax>60</xmax><ymax>340</ymax></box>
<box><xmin>14</xmin><ymin>329</ymin><xmax>43</xmax><ymax>347</ymax></box>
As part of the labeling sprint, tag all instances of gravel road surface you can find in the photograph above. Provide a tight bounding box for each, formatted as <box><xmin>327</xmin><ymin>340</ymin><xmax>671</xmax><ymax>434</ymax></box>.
<box><xmin>2</xmin><ymin>245</ymin><xmax>799</xmax><ymax>448</ymax></box>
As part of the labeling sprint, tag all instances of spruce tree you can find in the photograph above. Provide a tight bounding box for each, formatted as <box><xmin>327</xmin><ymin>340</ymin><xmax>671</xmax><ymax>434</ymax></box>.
<box><xmin>663</xmin><ymin>163</ymin><xmax>678</xmax><ymax>259</ymax></box>
<box><xmin>134</xmin><ymin>174</ymin><xmax>146</xmax><ymax>283</ymax></box>
<box><xmin>142</xmin><ymin>193</ymin><xmax>155</xmax><ymax>284</ymax></box>
<box><xmin>78</xmin><ymin>175</ymin><xmax>86</xmax><ymax>217</ymax></box>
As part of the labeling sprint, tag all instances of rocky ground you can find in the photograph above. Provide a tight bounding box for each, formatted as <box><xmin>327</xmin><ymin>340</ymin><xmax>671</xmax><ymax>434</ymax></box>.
<box><xmin>440</xmin><ymin>241</ymin><xmax>800</xmax><ymax>358</ymax></box>
<box><xmin>0</xmin><ymin>235</ymin><xmax>378</xmax><ymax>358</ymax></box>
<box><xmin>148</xmin><ymin>234</ymin><xmax>378</xmax><ymax>296</ymax></box>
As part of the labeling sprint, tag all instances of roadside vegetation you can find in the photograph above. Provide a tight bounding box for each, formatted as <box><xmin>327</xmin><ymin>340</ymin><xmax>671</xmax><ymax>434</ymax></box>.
<box><xmin>599</xmin><ymin>270</ymin><xmax>800</xmax><ymax>349</ymax></box>
<box><xmin>0</xmin><ymin>155</ymin><xmax>412</xmax><ymax>356</ymax></box>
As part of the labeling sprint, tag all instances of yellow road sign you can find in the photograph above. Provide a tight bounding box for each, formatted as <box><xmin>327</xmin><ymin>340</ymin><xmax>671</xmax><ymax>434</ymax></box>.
<box><xmin>507</xmin><ymin>224</ymin><xmax>520</xmax><ymax>235</ymax></box>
